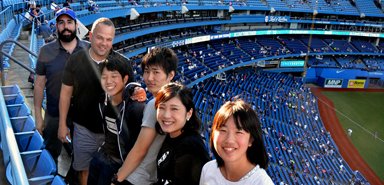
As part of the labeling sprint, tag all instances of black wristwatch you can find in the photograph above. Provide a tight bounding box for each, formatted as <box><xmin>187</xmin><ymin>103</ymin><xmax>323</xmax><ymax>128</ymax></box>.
<box><xmin>111</xmin><ymin>174</ymin><xmax>121</xmax><ymax>184</ymax></box>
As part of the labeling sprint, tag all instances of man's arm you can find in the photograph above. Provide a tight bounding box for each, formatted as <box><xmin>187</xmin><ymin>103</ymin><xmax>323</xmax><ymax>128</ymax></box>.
<box><xmin>33</xmin><ymin>74</ymin><xmax>46</xmax><ymax>135</ymax></box>
<box><xmin>58</xmin><ymin>84</ymin><xmax>73</xmax><ymax>143</ymax></box>
<box><xmin>115</xmin><ymin>127</ymin><xmax>157</xmax><ymax>182</ymax></box>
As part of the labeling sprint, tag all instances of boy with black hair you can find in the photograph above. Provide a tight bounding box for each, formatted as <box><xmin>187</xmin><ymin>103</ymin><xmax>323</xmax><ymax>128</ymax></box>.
<box><xmin>112</xmin><ymin>47</ymin><xmax>178</xmax><ymax>184</ymax></box>
<box><xmin>87</xmin><ymin>57</ymin><xmax>145</xmax><ymax>185</ymax></box>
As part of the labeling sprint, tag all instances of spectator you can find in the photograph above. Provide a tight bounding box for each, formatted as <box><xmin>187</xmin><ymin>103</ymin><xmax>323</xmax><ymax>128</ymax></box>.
<box><xmin>87</xmin><ymin>0</ymin><xmax>99</xmax><ymax>13</ymax></box>
<box><xmin>87</xmin><ymin>57</ymin><xmax>145</xmax><ymax>185</ymax></box>
<box><xmin>200</xmin><ymin>100</ymin><xmax>273</xmax><ymax>184</ymax></box>
<box><xmin>63</xmin><ymin>0</ymin><xmax>71</xmax><ymax>8</ymax></box>
<box><xmin>113</xmin><ymin>47</ymin><xmax>178</xmax><ymax>184</ymax></box>
<box><xmin>58</xmin><ymin>17</ymin><xmax>136</xmax><ymax>185</ymax></box>
<box><xmin>34</xmin><ymin>7</ymin><xmax>88</xmax><ymax>166</ymax></box>
<box><xmin>155</xmin><ymin>83</ymin><xmax>210</xmax><ymax>184</ymax></box>
<box><xmin>39</xmin><ymin>21</ymin><xmax>54</xmax><ymax>43</ymax></box>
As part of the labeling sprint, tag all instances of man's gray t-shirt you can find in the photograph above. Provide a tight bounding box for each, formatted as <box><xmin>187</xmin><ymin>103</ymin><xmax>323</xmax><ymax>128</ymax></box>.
<box><xmin>127</xmin><ymin>99</ymin><xmax>166</xmax><ymax>185</ymax></box>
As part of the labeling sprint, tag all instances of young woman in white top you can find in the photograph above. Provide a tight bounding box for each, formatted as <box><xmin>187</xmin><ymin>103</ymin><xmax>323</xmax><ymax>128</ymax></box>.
<box><xmin>200</xmin><ymin>99</ymin><xmax>274</xmax><ymax>185</ymax></box>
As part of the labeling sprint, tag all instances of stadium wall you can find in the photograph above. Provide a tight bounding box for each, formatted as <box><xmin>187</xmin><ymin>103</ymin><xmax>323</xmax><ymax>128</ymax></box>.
<box><xmin>307</xmin><ymin>68</ymin><xmax>384</xmax><ymax>88</ymax></box>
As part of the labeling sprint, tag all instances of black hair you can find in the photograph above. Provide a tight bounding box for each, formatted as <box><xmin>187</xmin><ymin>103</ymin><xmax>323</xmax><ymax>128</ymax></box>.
<box><xmin>100</xmin><ymin>57</ymin><xmax>130</xmax><ymax>84</ymax></box>
<box><xmin>210</xmin><ymin>99</ymin><xmax>269</xmax><ymax>169</ymax></box>
<box><xmin>141</xmin><ymin>47</ymin><xmax>178</xmax><ymax>76</ymax></box>
<box><xmin>154</xmin><ymin>83</ymin><xmax>201</xmax><ymax>135</ymax></box>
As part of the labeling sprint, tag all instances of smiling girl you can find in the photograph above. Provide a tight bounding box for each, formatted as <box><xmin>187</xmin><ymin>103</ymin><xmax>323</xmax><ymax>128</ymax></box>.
<box><xmin>155</xmin><ymin>83</ymin><xmax>210</xmax><ymax>185</ymax></box>
<box><xmin>200</xmin><ymin>100</ymin><xmax>273</xmax><ymax>185</ymax></box>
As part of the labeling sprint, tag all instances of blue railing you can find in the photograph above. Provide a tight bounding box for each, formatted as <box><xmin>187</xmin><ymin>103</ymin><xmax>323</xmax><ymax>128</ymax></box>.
<box><xmin>0</xmin><ymin>7</ymin><xmax>14</xmax><ymax>32</ymax></box>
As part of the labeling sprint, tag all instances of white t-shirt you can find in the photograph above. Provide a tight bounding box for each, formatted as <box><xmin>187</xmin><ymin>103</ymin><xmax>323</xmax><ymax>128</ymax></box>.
<box><xmin>127</xmin><ymin>99</ymin><xmax>166</xmax><ymax>185</ymax></box>
<box><xmin>200</xmin><ymin>160</ymin><xmax>274</xmax><ymax>185</ymax></box>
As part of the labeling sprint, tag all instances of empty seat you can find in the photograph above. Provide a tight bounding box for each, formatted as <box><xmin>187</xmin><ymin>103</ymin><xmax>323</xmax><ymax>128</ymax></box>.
<box><xmin>15</xmin><ymin>131</ymin><xmax>44</xmax><ymax>152</ymax></box>
<box><xmin>1</xmin><ymin>85</ymin><xmax>21</xmax><ymax>95</ymax></box>
<box><xmin>6</xmin><ymin>149</ymin><xmax>57</xmax><ymax>185</ymax></box>
<box><xmin>6</xmin><ymin>103</ymin><xmax>31</xmax><ymax>117</ymax></box>
<box><xmin>10</xmin><ymin>115</ymin><xmax>36</xmax><ymax>133</ymax></box>
<box><xmin>52</xmin><ymin>175</ymin><xmax>66</xmax><ymax>185</ymax></box>
<box><xmin>23</xmin><ymin>150</ymin><xmax>57</xmax><ymax>183</ymax></box>
<box><xmin>3</xmin><ymin>93</ymin><xmax>24</xmax><ymax>105</ymax></box>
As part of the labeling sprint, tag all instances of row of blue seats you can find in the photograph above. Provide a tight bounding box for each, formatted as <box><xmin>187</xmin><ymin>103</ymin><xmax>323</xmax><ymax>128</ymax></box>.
<box><xmin>0</xmin><ymin>19</ymin><xmax>22</xmax><ymax>69</ymax></box>
<box><xmin>190</xmin><ymin>69</ymin><xmax>368</xmax><ymax>184</ymax></box>
<box><xmin>1</xmin><ymin>85</ymin><xmax>66</xmax><ymax>185</ymax></box>
<box><xmin>162</xmin><ymin>37</ymin><xmax>384</xmax><ymax>84</ymax></box>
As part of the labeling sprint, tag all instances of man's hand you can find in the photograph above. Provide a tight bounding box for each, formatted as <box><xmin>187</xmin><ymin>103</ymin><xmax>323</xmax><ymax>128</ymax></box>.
<box><xmin>35</xmin><ymin>115</ymin><xmax>45</xmax><ymax>135</ymax></box>
<box><xmin>130</xmin><ymin>86</ymin><xmax>146</xmax><ymax>102</ymax></box>
<box><xmin>58</xmin><ymin>123</ymin><xmax>70</xmax><ymax>143</ymax></box>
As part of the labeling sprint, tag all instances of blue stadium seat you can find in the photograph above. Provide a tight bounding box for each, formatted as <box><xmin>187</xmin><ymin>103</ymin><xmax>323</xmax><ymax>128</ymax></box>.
<box><xmin>23</xmin><ymin>149</ymin><xmax>57</xmax><ymax>184</ymax></box>
<box><xmin>3</xmin><ymin>93</ymin><xmax>24</xmax><ymax>105</ymax></box>
<box><xmin>6</xmin><ymin>103</ymin><xmax>31</xmax><ymax>117</ymax></box>
<box><xmin>15</xmin><ymin>130</ymin><xmax>44</xmax><ymax>152</ymax></box>
<box><xmin>6</xmin><ymin>149</ymin><xmax>56</xmax><ymax>185</ymax></box>
<box><xmin>52</xmin><ymin>175</ymin><xmax>66</xmax><ymax>185</ymax></box>
<box><xmin>10</xmin><ymin>115</ymin><xmax>36</xmax><ymax>133</ymax></box>
<box><xmin>1</xmin><ymin>85</ymin><xmax>21</xmax><ymax>95</ymax></box>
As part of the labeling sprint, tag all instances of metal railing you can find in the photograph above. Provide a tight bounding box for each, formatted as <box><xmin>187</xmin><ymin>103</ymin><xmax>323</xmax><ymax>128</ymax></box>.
<box><xmin>0</xmin><ymin>7</ymin><xmax>14</xmax><ymax>32</ymax></box>
<box><xmin>0</xmin><ymin>39</ymin><xmax>37</xmax><ymax>85</ymax></box>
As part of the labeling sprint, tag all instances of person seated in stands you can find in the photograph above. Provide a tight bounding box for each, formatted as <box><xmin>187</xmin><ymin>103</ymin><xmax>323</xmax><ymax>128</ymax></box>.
<box><xmin>49</xmin><ymin>22</ymin><xmax>57</xmax><ymax>37</ymax></box>
<box><xmin>27</xmin><ymin>2</ymin><xmax>38</xmax><ymax>22</ymax></box>
<box><xmin>87</xmin><ymin>0</ymin><xmax>99</xmax><ymax>13</ymax></box>
<box><xmin>35</xmin><ymin>4</ymin><xmax>45</xmax><ymax>23</ymax></box>
<box><xmin>63</xmin><ymin>0</ymin><xmax>71</xmax><ymax>8</ymax></box>
<box><xmin>39</xmin><ymin>20</ymin><xmax>55</xmax><ymax>43</ymax></box>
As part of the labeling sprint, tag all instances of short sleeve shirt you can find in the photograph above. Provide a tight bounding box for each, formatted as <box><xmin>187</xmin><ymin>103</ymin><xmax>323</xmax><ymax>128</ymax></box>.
<box><xmin>35</xmin><ymin>39</ymin><xmax>89</xmax><ymax>117</ymax></box>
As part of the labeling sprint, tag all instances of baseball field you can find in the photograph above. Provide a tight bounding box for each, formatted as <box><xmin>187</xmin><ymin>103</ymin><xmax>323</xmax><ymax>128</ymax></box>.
<box><xmin>313</xmin><ymin>88</ymin><xmax>384</xmax><ymax>184</ymax></box>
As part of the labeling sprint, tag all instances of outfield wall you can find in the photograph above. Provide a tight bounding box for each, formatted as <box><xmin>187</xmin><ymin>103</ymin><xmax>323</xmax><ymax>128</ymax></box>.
<box><xmin>306</xmin><ymin>68</ymin><xmax>384</xmax><ymax>88</ymax></box>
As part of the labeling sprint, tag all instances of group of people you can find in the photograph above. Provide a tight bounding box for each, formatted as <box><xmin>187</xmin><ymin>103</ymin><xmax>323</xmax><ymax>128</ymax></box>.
<box><xmin>34</xmin><ymin>7</ymin><xmax>273</xmax><ymax>185</ymax></box>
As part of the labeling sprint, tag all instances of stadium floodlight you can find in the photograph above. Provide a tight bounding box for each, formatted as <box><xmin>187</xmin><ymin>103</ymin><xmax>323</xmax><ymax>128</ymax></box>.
<box><xmin>130</xmin><ymin>8</ymin><xmax>140</xmax><ymax>20</ymax></box>
<box><xmin>181</xmin><ymin>5</ymin><xmax>189</xmax><ymax>14</ymax></box>
<box><xmin>270</xmin><ymin>7</ymin><xmax>276</xmax><ymax>13</ymax></box>
<box><xmin>229</xmin><ymin>5</ymin><xmax>235</xmax><ymax>13</ymax></box>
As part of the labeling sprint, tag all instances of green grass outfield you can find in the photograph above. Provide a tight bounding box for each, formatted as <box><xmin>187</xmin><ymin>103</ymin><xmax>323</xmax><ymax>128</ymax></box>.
<box><xmin>322</xmin><ymin>91</ymin><xmax>384</xmax><ymax>181</ymax></box>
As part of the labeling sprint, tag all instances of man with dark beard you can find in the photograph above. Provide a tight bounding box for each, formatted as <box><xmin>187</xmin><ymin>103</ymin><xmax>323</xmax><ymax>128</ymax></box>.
<box><xmin>34</xmin><ymin>7</ymin><xmax>89</xmax><ymax>166</ymax></box>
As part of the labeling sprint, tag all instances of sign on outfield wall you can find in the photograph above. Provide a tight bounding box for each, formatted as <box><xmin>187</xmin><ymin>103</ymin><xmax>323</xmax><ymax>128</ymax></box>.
<box><xmin>347</xmin><ymin>79</ymin><xmax>366</xmax><ymax>88</ymax></box>
<box><xmin>324</xmin><ymin>79</ymin><xmax>343</xmax><ymax>88</ymax></box>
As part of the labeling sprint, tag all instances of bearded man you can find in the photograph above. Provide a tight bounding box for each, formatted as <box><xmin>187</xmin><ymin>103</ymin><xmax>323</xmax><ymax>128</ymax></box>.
<box><xmin>34</xmin><ymin>7</ymin><xmax>89</xmax><ymax>165</ymax></box>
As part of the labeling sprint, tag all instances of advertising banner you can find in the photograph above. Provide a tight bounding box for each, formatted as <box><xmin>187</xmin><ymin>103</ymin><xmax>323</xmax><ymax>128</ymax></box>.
<box><xmin>347</xmin><ymin>79</ymin><xmax>366</xmax><ymax>88</ymax></box>
<box><xmin>280</xmin><ymin>60</ymin><xmax>305</xmax><ymax>67</ymax></box>
<box><xmin>324</xmin><ymin>79</ymin><xmax>343</xmax><ymax>88</ymax></box>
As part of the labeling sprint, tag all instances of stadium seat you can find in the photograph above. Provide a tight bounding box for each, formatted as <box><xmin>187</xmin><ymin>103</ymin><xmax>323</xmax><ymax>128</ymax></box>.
<box><xmin>52</xmin><ymin>175</ymin><xmax>67</xmax><ymax>185</ymax></box>
<box><xmin>23</xmin><ymin>149</ymin><xmax>57</xmax><ymax>183</ymax></box>
<box><xmin>6</xmin><ymin>150</ymin><xmax>56</xmax><ymax>185</ymax></box>
<box><xmin>3</xmin><ymin>93</ymin><xmax>24</xmax><ymax>105</ymax></box>
<box><xmin>1</xmin><ymin>85</ymin><xmax>21</xmax><ymax>95</ymax></box>
<box><xmin>6</xmin><ymin>103</ymin><xmax>31</xmax><ymax>117</ymax></box>
<box><xmin>15</xmin><ymin>130</ymin><xmax>44</xmax><ymax>152</ymax></box>
<box><xmin>10</xmin><ymin>115</ymin><xmax>36</xmax><ymax>133</ymax></box>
